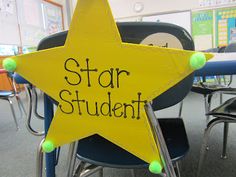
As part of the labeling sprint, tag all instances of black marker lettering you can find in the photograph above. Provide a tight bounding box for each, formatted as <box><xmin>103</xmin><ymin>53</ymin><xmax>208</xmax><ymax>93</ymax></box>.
<box><xmin>112</xmin><ymin>103</ymin><xmax>123</xmax><ymax>117</ymax></box>
<box><xmin>86</xmin><ymin>101</ymin><xmax>99</xmax><ymax>116</ymax></box>
<box><xmin>98</xmin><ymin>68</ymin><xmax>114</xmax><ymax>88</ymax></box>
<box><xmin>64</xmin><ymin>58</ymin><xmax>82</xmax><ymax>86</ymax></box>
<box><xmin>72</xmin><ymin>90</ymin><xmax>85</xmax><ymax>115</ymax></box>
<box><xmin>59</xmin><ymin>89</ymin><xmax>74</xmax><ymax>114</ymax></box>
<box><xmin>123</xmin><ymin>103</ymin><xmax>135</xmax><ymax>118</ymax></box>
<box><xmin>116</xmin><ymin>68</ymin><xmax>130</xmax><ymax>88</ymax></box>
<box><xmin>100</xmin><ymin>92</ymin><xmax>112</xmax><ymax>116</ymax></box>
<box><xmin>132</xmin><ymin>92</ymin><xmax>147</xmax><ymax>119</ymax></box>
<box><xmin>80</xmin><ymin>58</ymin><xmax>98</xmax><ymax>87</ymax></box>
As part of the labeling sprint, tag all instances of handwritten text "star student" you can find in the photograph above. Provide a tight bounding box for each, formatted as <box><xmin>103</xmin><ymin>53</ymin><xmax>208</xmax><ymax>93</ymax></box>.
<box><xmin>59</xmin><ymin>58</ymin><xmax>147</xmax><ymax>119</ymax></box>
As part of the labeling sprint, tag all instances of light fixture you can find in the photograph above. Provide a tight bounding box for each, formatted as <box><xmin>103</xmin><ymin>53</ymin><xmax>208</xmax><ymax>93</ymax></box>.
<box><xmin>133</xmin><ymin>2</ymin><xmax>144</xmax><ymax>13</ymax></box>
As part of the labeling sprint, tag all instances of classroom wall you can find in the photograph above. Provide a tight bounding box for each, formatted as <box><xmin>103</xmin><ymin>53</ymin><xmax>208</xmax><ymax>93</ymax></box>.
<box><xmin>71</xmin><ymin>0</ymin><xmax>236</xmax><ymax>19</ymax></box>
<box><xmin>0</xmin><ymin>0</ymin><xmax>69</xmax><ymax>46</ymax></box>
<box><xmin>109</xmin><ymin>0</ymin><xmax>199</xmax><ymax>18</ymax></box>
<box><xmin>70</xmin><ymin>0</ymin><xmax>198</xmax><ymax>18</ymax></box>
<box><xmin>70</xmin><ymin>0</ymin><xmax>199</xmax><ymax>19</ymax></box>
<box><xmin>68</xmin><ymin>0</ymin><xmax>236</xmax><ymax>50</ymax></box>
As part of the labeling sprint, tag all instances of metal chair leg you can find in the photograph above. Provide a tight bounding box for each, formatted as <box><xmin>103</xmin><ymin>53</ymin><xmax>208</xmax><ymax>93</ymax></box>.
<box><xmin>7</xmin><ymin>98</ymin><xmax>19</xmax><ymax>130</ymax></box>
<box><xmin>204</xmin><ymin>95</ymin><xmax>211</xmax><ymax>151</ymax></box>
<box><xmin>221</xmin><ymin>123</ymin><xmax>229</xmax><ymax>159</ymax></box>
<box><xmin>67</xmin><ymin>142</ymin><xmax>79</xmax><ymax>177</ymax></box>
<box><xmin>73</xmin><ymin>159</ymin><xmax>103</xmax><ymax>177</ymax></box>
<box><xmin>220</xmin><ymin>93</ymin><xmax>223</xmax><ymax>104</ymax></box>
<box><xmin>178</xmin><ymin>101</ymin><xmax>183</xmax><ymax>117</ymax></box>
<box><xmin>73</xmin><ymin>161</ymin><xmax>86</xmax><ymax>177</ymax></box>
<box><xmin>36</xmin><ymin>138</ymin><xmax>44</xmax><ymax>177</ymax></box>
<box><xmin>79</xmin><ymin>165</ymin><xmax>103</xmax><ymax>177</ymax></box>
<box><xmin>219</xmin><ymin>93</ymin><xmax>229</xmax><ymax>159</ymax></box>
<box><xmin>25</xmin><ymin>85</ymin><xmax>44</xmax><ymax>136</ymax></box>
<box><xmin>16</xmin><ymin>95</ymin><xmax>23</xmax><ymax>118</ymax></box>
<box><xmin>197</xmin><ymin>118</ymin><xmax>234</xmax><ymax>177</ymax></box>
<box><xmin>98</xmin><ymin>168</ymin><xmax>103</xmax><ymax>177</ymax></box>
<box><xmin>16</xmin><ymin>95</ymin><xmax>27</xmax><ymax>117</ymax></box>
<box><xmin>205</xmin><ymin>94</ymin><xmax>213</xmax><ymax>123</ymax></box>
<box><xmin>131</xmin><ymin>169</ymin><xmax>136</xmax><ymax>177</ymax></box>
<box><xmin>204</xmin><ymin>95</ymin><xmax>210</xmax><ymax>122</ymax></box>
<box><xmin>32</xmin><ymin>87</ymin><xmax>44</xmax><ymax>120</ymax></box>
<box><xmin>174</xmin><ymin>162</ymin><xmax>181</xmax><ymax>177</ymax></box>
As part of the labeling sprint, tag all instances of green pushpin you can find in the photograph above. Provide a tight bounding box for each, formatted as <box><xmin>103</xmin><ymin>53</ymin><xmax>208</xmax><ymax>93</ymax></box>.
<box><xmin>189</xmin><ymin>52</ymin><xmax>206</xmax><ymax>70</ymax></box>
<box><xmin>149</xmin><ymin>161</ymin><xmax>163</xmax><ymax>174</ymax></box>
<box><xmin>2</xmin><ymin>58</ymin><xmax>17</xmax><ymax>72</ymax></box>
<box><xmin>42</xmin><ymin>140</ymin><xmax>55</xmax><ymax>153</ymax></box>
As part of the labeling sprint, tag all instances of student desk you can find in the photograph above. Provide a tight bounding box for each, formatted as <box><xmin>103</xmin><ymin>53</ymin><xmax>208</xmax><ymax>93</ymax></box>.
<box><xmin>195</xmin><ymin>53</ymin><xmax>236</xmax><ymax>76</ymax></box>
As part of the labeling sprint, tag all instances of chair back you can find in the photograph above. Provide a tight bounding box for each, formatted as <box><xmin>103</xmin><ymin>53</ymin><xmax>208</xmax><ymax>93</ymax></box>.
<box><xmin>218</xmin><ymin>46</ymin><xmax>226</xmax><ymax>53</ymax></box>
<box><xmin>0</xmin><ymin>71</ymin><xmax>19</xmax><ymax>93</ymax></box>
<box><xmin>224</xmin><ymin>43</ymin><xmax>236</xmax><ymax>53</ymax></box>
<box><xmin>36</xmin><ymin>22</ymin><xmax>196</xmax><ymax>177</ymax></box>
<box><xmin>118</xmin><ymin>22</ymin><xmax>195</xmax><ymax>111</ymax></box>
<box><xmin>204</xmin><ymin>48</ymin><xmax>219</xmax><ymax>53</ymax></box>
<box><xmin>37</xmin><ymin>22</ymin><xmax>195</xmax><ymax>111</ymax></box>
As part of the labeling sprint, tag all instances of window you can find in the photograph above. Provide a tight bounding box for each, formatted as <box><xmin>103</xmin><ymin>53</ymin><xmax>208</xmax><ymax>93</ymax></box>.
<box><xmin>0</xmin><ymin>45</ymin><xmax>18</xmax><ymax>56</ymax></box>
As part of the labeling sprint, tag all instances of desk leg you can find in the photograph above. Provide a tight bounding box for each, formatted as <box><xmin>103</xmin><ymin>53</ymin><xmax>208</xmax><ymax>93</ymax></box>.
<box><xmin>44</xmin><ymin>94</ymin><xmax>56</xmax><ymax>177</ymax></box>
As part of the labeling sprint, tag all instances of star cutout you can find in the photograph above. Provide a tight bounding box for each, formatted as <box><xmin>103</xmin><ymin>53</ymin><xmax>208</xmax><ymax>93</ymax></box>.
<box><xmin>4</xmin><ymin>0</ymin><xmax>213</xmax><ymax>168</ymax></box>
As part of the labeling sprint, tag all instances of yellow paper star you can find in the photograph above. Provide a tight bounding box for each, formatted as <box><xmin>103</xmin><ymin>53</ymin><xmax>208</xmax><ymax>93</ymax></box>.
<box><xmin>4</xmin><ymin>0</ymin><xmax>213</xmax><ymax>168</ymax></box>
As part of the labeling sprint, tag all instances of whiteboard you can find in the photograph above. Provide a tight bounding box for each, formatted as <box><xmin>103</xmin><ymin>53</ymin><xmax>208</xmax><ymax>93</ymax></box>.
<box><xmin>142</xmin><ymin>11</ymin><xmax>191</xmax><ymax>34</ymax></box>
<box><xmin>0</xmin><ymin>0</ymin><xmax>20</xmax><ymax>45</ymax></box>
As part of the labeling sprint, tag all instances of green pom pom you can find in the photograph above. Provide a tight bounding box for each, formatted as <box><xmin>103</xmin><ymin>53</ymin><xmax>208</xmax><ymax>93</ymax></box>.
<box><xmin>2</xmin><ymin>58</ymin><xmax>17</xmax><ymax>72</ymax></box>
<box><xmin>190</xmin><ymin>52</ymin><xmax>206</xmax><ymax>70</ymax></box>
<box><xmin>42</xmin><ymin>140</ymin><xmax>55</xmax><ymax>153</ymax></box>
<box><xmin>149</xmin><ymin>161</ymin><xmax>163</xmax><ymax>174</ymax></box>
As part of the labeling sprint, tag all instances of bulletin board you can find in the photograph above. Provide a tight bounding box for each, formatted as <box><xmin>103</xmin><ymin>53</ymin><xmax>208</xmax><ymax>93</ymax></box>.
<box><xmin>42</xmin><ymin>0</ymin><xmax>64</xmax><ymax>35</ymax></box>
<box><xmin>216</xmin><ymin>7</ymin><xmax>236</xmax><ymax>47</ymax></box>
<box><xmin>199</xmin><ymin>0</ymin><xmax>236</xmax><ymax>7</ymax></box>
<box><xmin>0</xmin><ymin>0</ymin><xmax>20</xmax><ymax>45</ymax></box>
<box><xmin>192</xmin><ymin>10</ymin><xmax>214</xmax><ymax>50</ymax></box>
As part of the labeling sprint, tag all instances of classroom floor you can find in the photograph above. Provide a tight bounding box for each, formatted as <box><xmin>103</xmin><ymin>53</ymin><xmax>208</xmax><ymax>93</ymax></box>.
<box><xmin>1</xmin><ymin>79</ymin><xmax>236</xmax><ymax>177</ymax></box>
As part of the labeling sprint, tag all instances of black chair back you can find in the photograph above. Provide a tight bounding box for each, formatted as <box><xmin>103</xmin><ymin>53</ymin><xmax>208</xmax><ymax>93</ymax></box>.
<box><xmin>224</xmin><ymin>43</ymin><xmax>236</xmax><ymax>53</ymax></box>
<box><xmin>37</xmin><ymin>22</ymin><xmax>195</xmax><ymax>111</ymax></box>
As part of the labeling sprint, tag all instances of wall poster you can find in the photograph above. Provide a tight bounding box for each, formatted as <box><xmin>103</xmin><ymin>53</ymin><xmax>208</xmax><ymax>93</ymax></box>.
<box><xmin>42</xmin><ymin>0</ymin><xmax>64</xmax><ymax>35</ymax></box>
<box><xmin>192</xmin><ymin>10</ymin><xmax>214</xmax><ymax>50</ymax></box>
<box><xmin>216</xmin><ymin>7</ymin><xmax>236</xmax><ymax>47</ymax></box>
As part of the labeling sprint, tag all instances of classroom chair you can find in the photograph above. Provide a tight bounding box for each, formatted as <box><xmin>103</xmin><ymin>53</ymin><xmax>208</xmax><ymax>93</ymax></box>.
<box><xmin>0</xmin><ymin>69</ymin><xmax>26</xmax><ymax>130</ymax></box>
<box><xmin>25</xmin><ymin>83</ymin><xmax>45</xmax><ymax>136</ymax></box>
<box><xmin>35</xmin><ymin>22</ymin><xmax>195</xmax><ymax>177</ymax></box>
<box><xmin>179</xmin><ymin>45</ymin><xmax>235</xmax><ymax>158</ymax></box>
<box><xmin>11</xmin><ymin>73</ymin><xmax>45</xmax><ymax>135</ymax></box>
<box><xmin>179</xmin><ymin>46</ymin><xmax>230</xmax><ymax>119</ymax></box>
<box><xmin>70</xmin><ymin>22</ymin><xmax>195</xmax><ymax>177</ymax></box>
<box><xmin>196</xmin><ymin>42</ymin><xmax>236</xmax><ymax>177</ymax></box>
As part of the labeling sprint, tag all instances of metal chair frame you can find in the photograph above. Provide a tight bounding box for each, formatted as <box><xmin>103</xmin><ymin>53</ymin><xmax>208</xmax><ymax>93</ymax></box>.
<box><xmin>197</xmin><ymin>117</ymin><xmax>236</xmax><ymax>177</ymax></box>
<box><xmin>24</xmin><ymin>84</ymin><xmax>45</xmax><ymax>136</ymax></box>
<box><xmin>36</xmin><ymin>102</ymin><xmax>179</xmax><ymax>177</ymax></box>
<box><xmin>33</xmin><ymin>22</ymin><xmax>195</xmax><ymax>177</ymax></box>
<box><xmin>179</xmin><ymin>56</ymin><xmax>234</xmax><ymax>159</ymax></box>
<box><xmin>0</xmin><ymin>70</ymin><xmax>26</xmax><ymax>130</ymax></box>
